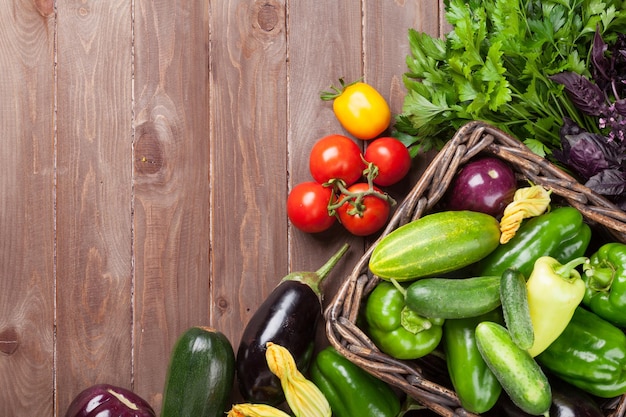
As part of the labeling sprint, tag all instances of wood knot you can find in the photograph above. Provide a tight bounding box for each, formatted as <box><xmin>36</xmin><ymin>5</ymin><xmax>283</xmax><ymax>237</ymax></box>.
<box><xmin>0</xmin><ymin>327</ymin><xmax>19</xmax><ymax>355</ymax></box>
<box><xmin>256</xmin><ymin>2</ymin><xmax>279</xmax><ymax>32</ymax></box>
<box><xmin>216</xmin><ymin>296</ymin><xmax>230</xmax><ymax>315</ymax></box>
<box><xmin>135</xmin><ymin>126</ymin><xmax>164</xmax><ymax>175</ymax></box>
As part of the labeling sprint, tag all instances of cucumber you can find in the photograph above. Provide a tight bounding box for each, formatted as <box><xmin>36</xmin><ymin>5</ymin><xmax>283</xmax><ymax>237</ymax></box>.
<box><xmin>405</xmin><ymin>276</ymin><xmax>501</xmax><ymax>319</ymax></box>
<box><xmin>500</xmin><ymin>268</ymin><xmax>534</xmax><ymax>350</ymax></box>
<box><xmin>369</xmin><ymin>211</ymin><xmax>501</xmax><ymax>281</ymax></box>
<box><xmin>161</xmin><ymin>326</ymin><xmax>235</xmax><ymax>417</ymax></box>
<box><xmin>475</xmin><ymin>321</ymin><xmax>551</xmax><ymax>416</ymax></box>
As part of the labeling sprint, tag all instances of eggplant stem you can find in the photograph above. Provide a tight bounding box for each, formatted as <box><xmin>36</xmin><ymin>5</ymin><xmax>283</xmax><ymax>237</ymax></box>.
<box><xmin>284</xmin><ymin>243</ymin><xmax>350</xmax><ymax>297</ymax></box>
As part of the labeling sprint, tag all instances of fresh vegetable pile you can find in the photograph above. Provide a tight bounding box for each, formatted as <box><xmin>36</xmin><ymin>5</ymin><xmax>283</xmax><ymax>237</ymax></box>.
<box><xmin>61</xmin><ymin>5</ymin><xmax>626</xmax><ymax>414</ymax></box>
<box><xmin>64</xmin><ymin>172</ymin><xmax>626</xmax><ymax>417</ymax></box>
<box><xmin>395</xmin><ymin>0</ymin><xmax>626</xmax><ymax>208</ymax></box>
<box><xmin>361</xmin><ymin>152</ymin><xmax>626</xmax><ymax>415</ymax></box>
<box><xmin>287</xmin><ymin>79</ymin><xmax>413</xmax><ymax>237</ymax></box>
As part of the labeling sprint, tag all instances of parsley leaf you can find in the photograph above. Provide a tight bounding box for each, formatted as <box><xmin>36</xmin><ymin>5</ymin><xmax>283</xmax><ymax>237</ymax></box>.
<box><xmin>395</xmin><ymin>0</ymin><xmax>626</xmax><ymax>156</ymax></box>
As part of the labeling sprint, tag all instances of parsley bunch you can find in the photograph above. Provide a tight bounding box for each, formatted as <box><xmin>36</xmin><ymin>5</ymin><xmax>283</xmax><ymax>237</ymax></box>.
<box><xmin>395</xmin><ymin>0</ymin><xmax>626</xmax><ymax>156</ymax></box>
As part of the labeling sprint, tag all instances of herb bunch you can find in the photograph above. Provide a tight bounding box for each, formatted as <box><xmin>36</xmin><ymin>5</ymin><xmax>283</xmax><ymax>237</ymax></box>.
<box><xmin>551</xmin><ymin>29</ymin><xmax>626</xmax><ymax>207</ymax></box>
<box><xmin>396</xmin><ymin>0</ymin><xmax>626</xmax><ymax>156</ymax></box>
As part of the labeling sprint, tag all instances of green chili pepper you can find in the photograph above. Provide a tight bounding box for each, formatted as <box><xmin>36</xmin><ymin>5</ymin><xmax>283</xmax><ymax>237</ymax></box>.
<box><xmin>476</xmin><ymin>206</ymin><xmax>591</xmax><ymax>278</ymax></box>
<box><xmin>582</xmin><ymin>242</ymin><xmax>626</xmax><ymax>328</ymax></box>
<box><xmin>309</xmin><ymin>346</ymin><xmax>401</xmax><ymax>417</ymax></box>
<box><xmin>443</xmin><ymin>310</ymin><xmax>503</xmax><ymax>414</ymax></box>
<box><xmin>526</xmin><ymin>256</ymin><xmax>587</xmax><ymax>357</ymax></box>
<box><xmin>364</xmin><ymin>280</ymin><xmax>443</xmax><ymax>360</ymax></box>
<box><xmin>537</xmin><ymin>306</ymin><xmax>626</xmax><ymax>398</ymax></box>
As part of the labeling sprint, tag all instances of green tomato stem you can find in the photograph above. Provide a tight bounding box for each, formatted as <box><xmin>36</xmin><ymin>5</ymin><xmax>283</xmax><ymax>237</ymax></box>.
<box><xmin>319</xmin><ymin>77</ymin><xmax>362</xmax><ymax>101</ymax></box>
<box><xmin>325</xmin><ymin>175</ymin><xmax>396</xmax><ymax>217</ymax></box>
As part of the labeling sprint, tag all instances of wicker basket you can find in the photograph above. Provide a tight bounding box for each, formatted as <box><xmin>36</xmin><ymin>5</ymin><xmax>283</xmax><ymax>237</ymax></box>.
<box><xmin>325</xmin><ymin>120</ymin><xmax>626</xmax><ymax>417</ymax></box>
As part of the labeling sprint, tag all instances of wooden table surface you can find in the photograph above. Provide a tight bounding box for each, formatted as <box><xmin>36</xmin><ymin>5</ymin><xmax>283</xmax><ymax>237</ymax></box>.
<box><xmin>0</xmin><ymin>1</ymin><xmax>446</xmax><ymax>415</ymax></box>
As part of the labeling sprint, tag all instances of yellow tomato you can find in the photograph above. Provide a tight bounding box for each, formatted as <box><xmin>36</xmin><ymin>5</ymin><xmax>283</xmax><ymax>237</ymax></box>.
<box><xmin>321</xmin><ymin>79</ymin><xmax>391</xmax><ymax>140</ymax></box>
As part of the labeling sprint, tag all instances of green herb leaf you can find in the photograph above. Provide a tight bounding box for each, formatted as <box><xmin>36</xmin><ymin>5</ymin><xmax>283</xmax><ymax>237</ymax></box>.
<box><xmin>395</xmin><ymin>0</ymin><xmax>626</xmax><ymax>157</ymax></box>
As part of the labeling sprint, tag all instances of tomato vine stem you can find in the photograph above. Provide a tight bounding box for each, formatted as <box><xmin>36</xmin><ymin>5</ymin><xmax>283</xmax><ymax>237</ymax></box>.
<box><xmin>325</xmin><ymin>162</ymin><xmax>396</xmax><ymax>217</ymax></box>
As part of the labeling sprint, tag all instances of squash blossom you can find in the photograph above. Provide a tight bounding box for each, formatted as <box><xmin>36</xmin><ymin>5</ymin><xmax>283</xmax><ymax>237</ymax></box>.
<box><xmin>227</xmin><ymin>403</ymin><xmax>292</xmax><ymax>417</ymax></box>
<box><xmin>499</xmin><ymin>185</ymin><xmax>551</xmax><ymax>244</ymax></box>
<box><xmin>526</xmin><ymin>256</ymin><xmax>588</xmax><ymax>357</ymax></box>
<box><xmin>265</xmin><ymin>342</ymin><xmax>331</xmax><ymax>417</ymax></box>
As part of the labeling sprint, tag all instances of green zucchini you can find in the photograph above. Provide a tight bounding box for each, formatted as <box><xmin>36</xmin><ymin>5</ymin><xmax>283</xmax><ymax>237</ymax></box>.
<box><xmin>475</xmin><ymin>321</ymin><xmax>551</xmax><ymax>416</ymax></box>
<box><xmin>369</xmin><ymin>211</ymin><xmax>501</xmax><ymax>281</ymax></box>
<box><xmin>405</xmin><ymin>276</ymin><xmax>501</xmax><ymax>319</ymax></box>
<box><xmin>161</xmin><ymin>326</ymin><xmax>235</xmax><ymax>417</ymax></box>
<box><xmin>500</xmin><ymin>268</ymin><xmax>534</xmax><ymax>350</ymax></box>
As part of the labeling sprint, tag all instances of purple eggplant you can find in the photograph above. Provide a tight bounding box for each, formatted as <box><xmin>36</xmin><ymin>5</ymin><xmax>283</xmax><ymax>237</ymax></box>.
<box><xmin>65</xmin><ymin>383</ymin><xmax>155</xmax><ymax>417</ymax></box>
<box><xmin>236</xmin><ymin>244</ymin><xmax>349</xmax><ymax>405</ymax></box>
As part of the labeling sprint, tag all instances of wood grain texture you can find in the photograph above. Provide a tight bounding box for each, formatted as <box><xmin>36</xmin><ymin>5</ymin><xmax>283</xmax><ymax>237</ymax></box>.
<box><xmin>0</xmin><ymin>1</ymin><xmax>55</xmax><ymax>415</ymax></box>
<box><xmin>209</xmin><ymin>0</ymin><xmax>289</xmax><ymax>349</ymax></box>
<box><xmin>132</xmin><ymin>1</ymin><xmax>210</xmax><ymax>411</ymax></box>
<box><xmin>0</xmin><ymin>1</ymin><xmax>444</xmax><ymax>415</ymax></box>
<box><xmin>55</xmin><ymin>0</ymin><xmax>133</xmax><ymax>413</ymax></box>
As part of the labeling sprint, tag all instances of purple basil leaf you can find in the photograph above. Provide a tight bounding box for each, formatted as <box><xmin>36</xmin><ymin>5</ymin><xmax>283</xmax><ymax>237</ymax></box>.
<box><xmin>568</xmin><ymin>135</ymin><xmax>611</xmax><ymax>179</ymax></box>
<box><xmin>553</xmin><ymin>117</ymin><xmax>580</xmax><ymax>164</ymax></box>
<box><xmin>591</xmin><ymin>27</ymin><xmax>610</xmax><ymax>88</ymax></box>
<box><xmin>616</xmin><ymin>97</ymin><xmax>626</xmax><ymax>116</ymax></box>
<box><xmin>550</xmin><ymin>72</ymin><xmax>606</xmax><ymax>116</ymax></box>
<box><xmin>558</xmin><ymin>127</ymin><xmax>622</xmax><ymax>180</ymax></box>
<box><xmin>585</xmin><ymin>168</ymin><xmax>626</xmax><ymax>196</ymax></box>
<box><xmin>612</xmin><ymin>34</ymin><xmax>626</xmax><ymax>98</ymax></box>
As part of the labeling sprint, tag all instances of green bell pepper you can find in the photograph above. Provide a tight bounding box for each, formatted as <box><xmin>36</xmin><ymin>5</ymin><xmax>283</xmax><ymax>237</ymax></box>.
<box><xmin>476</xmin><ymin>206</ymin><xmax>591</xmax><ymax>278</ymax></box>
<box><xmin>309</xmin><ymin>346</ymin><xmax>401</xmax><ymax>417</ymax></box>
<box><xmin>364</xmin><ymin>281</ymin><xmax>443</xmax><ymax>360</ymax></box>
<box><xmin>582</xmin><ymin>242</ymin><xmax>626</xmax><ymax>327</ymax></box>
<box><xmin>443</xmin><ymin>310</ymin><xmax>503</xmax><ymax>414</ymax></box>
<box><xmin>536</xmin><ymin>306</ymin><xmax>626</xmax><ymax>398</ymax></box>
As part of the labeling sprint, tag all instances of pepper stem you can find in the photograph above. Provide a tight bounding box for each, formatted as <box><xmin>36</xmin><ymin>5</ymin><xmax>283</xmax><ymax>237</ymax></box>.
<box><xmin>554</xmin><ymin>256</ymin><xmax>588</xmax><ymax>281</ymax></box>
<box><xmin>583</xmin><ymin>259</ymin><xmax>616</xmax><ymax>291</ymax></box>
<box><xmin>283</xmin><ymin>243</ymin><xmax>349</xmax><ymax>296</ymax></box>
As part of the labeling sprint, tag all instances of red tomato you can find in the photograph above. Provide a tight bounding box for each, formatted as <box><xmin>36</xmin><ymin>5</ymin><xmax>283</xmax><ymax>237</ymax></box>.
<box><xmin>337</xmin><ymin>183</ymin><xmax>391</xmax><ymax>236</ymax></box>
<box><xmin>364</xmin><ymin>137</ymin><xmax>412</xmax><ymax>186</ymax></box>
<box><xmin>287</xmin><ymin>182</ymin><xmax>336</xmax><ymax>233</ymax></box>
<box><xmin>309</xmin><ymin>134</ymin><xmax>365</xmax><ymax>185</ymax></box>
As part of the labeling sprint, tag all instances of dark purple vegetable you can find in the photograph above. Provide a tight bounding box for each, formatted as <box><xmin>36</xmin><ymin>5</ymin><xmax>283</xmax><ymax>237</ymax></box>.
<box><xmin>65</xmin><ymin>383</ymin><xmax>155</xmax><ymax>417</ymax></box>
<box><xmin>445</xmin><ymin>156</ymin><xmax>517</xmax><ymax>218</ymax></box>
<box><xmin>236</xmin><ymin>244</ymin><xmax>349</xmax><ymax>405</ymax></box>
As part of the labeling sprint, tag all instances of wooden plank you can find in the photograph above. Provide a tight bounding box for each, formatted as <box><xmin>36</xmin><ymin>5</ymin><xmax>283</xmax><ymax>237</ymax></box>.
<box><xmin>209</xmin><ymin>0</ymin><xmax>289</xmax><ymax>350</ymax></box>
<box><xmin>55</xmin><ymin>1</ymin><xmax>133</xmax><ymax>413</ymax></box>
<box><xmin>132</xmin><ymin>0</ymin><xmax>210</xmax><ymax>412</ymax></box>
<box><xmin>364</xmin><ymin>0</ymin><xmax>441</xmax><ymax>114</ymax></box>
<box><xmin>0</xmin><ymin>1</ymin><xmax>55</xmax><ymax>416</ymax></box>
<box><xmin>361</xmin><ymin>0</ymin><xmax>444</xmax><ymax>197</ymax></box>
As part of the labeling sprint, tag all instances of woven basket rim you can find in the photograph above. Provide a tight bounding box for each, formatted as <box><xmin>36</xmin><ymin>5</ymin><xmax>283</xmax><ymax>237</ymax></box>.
<box><xmin>325</xmin><ymin>120</ymin><xmax>626</xmax><ymax>417</ymax></box>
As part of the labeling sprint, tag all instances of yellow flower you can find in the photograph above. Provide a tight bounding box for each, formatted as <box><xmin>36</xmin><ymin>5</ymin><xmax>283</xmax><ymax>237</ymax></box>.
<box><xmin>265</xmin><ymin>342</ymin><xmax>331</xmax><ymax>417</ymax></box>
<box><xmin>227</xmin><ymin>403</ymin><xmax>292</xmax><ymax>417</ymax></box>
<box><xmin>500</xmin><ymin>185</ymin><xmax>551</xmax><ymax>244</ymax></box>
